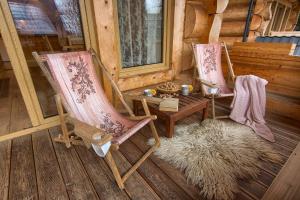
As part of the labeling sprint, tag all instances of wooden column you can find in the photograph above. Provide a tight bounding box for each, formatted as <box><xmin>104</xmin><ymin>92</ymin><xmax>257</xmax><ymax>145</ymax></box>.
<box><xmin>180</xmin><ymin>0</ymin><xmax>228</xmax><ymax>71</ymax></box>
<box><xmin>92</xmin><ymin>0</ymin><xmax>118</xmax><ymax>102</ymax></box>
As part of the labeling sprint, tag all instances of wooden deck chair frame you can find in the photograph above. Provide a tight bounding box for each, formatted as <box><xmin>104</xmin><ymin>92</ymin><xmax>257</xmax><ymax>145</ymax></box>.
<box><xmin>192</xmin><ymin>42</ymin><xmax>236</xmax><ymax>119</ymax></box>
<box><xmin>32</xmin><ymin>49</ymin><xmax>160</xmax><ymax>189</ymax></box>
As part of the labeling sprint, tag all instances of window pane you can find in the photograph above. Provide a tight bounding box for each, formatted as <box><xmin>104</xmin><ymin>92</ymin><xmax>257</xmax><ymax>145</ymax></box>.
<box><xmin>8</xmin><ymin>0</ymin><xmax>85</xmax><ymax>118</ymax></box>
<box><xmin>117</xmin><ymin>0</ymin><xmax>164</xmax><ymax>68</ymax></box>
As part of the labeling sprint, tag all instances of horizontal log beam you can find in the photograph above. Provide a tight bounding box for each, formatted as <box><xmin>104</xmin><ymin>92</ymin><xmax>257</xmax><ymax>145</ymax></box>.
<box><xmin>220</xmin><ymin>21</ymin><xmax>245</xmax><ymax>36</ymax></box>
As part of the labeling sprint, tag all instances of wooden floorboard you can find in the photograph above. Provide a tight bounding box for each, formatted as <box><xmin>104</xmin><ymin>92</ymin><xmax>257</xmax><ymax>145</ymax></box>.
<box><xmin>0</xmin><ymin>76</ymin><xmax>13</xmax><ymax>200</ymax></box>
<box><xmin>8</xmin><ymin>81</ymin><xmax>36</xmax><ymax>200</ymax></box>
<box><xmin>32</xmin><ymin>130</ymin><xmax>69</xmax><ymax>199</ymax></box>
<box><xmin>120</xmin><ymin>140</ymin><xmax>192</xmax><ymax>200</ymax></box>
<box><xmin>75</xmin><ymin>145</ymin><xmax>130</xmax><ymax>200</ymax></box>
<box><xmin>49</xmin><ymin>127</ymin><xmax>100</xmax><ymax>200</ymax></box>
<box><xmin>262</xmin><ymin>142</ymin><xmax>300</xmax><ymax>200</ymax></box>
<box><xmin>0</xmin><ymin>76</ymin><xmax>299</xmax><ymax>200</ymax></box>
<box><xmin>133</xmin><ymin>128</ymin><xmax>205</xmax><ymax>200</ymax></box>
<box><xmin>111</xmin><ymin>151</ymin><xmax>161</xmax><ymax>200</ymax></box>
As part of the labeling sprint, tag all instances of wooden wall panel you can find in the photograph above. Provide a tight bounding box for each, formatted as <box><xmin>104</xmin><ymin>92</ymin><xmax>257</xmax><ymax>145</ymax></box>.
<box><xmin>117</xmin><ymin>70</ymin><xmax>173</xmax><ymax>91</ymax></box>
<box><xmin>223</xmin><ymin>42</ymin><xmax>300</xmax><ymax>121</ymax></box>
<box><xmin>172</xmin><ymin>0</ymin><xmax>186</xmax><ymax>76</ymax></box>
<box><xmin>92</xmin><ymin>0</ymin><xmax>177</xmax><ymax>95</ymax></box>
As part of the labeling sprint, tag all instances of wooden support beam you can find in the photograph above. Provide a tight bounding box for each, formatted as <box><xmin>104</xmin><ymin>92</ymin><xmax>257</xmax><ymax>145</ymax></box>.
<box><xmin>0</xmin><ymin>120</ymin><xmax>60</xmax><ymax>143</ymax></box>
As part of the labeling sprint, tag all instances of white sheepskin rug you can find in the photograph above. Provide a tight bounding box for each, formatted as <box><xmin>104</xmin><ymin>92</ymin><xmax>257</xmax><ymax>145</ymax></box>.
<box><xmin>148</xmin><ymin>119</ymin><xmax>281</xmax><ymax>200</ymax></box>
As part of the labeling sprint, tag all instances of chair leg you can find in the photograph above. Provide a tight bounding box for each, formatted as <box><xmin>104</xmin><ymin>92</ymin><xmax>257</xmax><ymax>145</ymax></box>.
<box><xmin>55</xmin><ymin>95</ymin><xmax>71</xmax><ymax>148</ymax></box>
<box><xmin>149</xmin><ymin>120</ymin><xmax>160</xmax><ymax>147</ymax></box>
<box><xmin>141</xmin><ymin>98</ymin><xmax>160</xmax><ymax>146</ymax></box>
<box><xmin>104</xmin><ymin>151</ymin><xmax>125</xmax><ymax>189</ymax></box>
<box><xmin>105</xmin><ymin>120</ymin><xmax>160</xmax><ymax>189</ymax></box>
<box><xmin>211</xmin><ymin>94</ymin><xmax>216</xmax><ymax>120</ymax></box>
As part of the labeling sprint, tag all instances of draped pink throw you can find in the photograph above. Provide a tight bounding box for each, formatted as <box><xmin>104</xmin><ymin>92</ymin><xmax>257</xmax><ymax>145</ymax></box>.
<box><xmin>230</xmin><ymin>75</ymin><xmax>275</xmax><ymax>142</ymax></box>
<box><xmin>46</xmin><ymin>51</ymin><xmax>150</xmax><ymax>145</ymax></box>
<box><xmin>193</xmin><ymin>43</ymin><xmax>232</xmax><ymax>95</ymax></box>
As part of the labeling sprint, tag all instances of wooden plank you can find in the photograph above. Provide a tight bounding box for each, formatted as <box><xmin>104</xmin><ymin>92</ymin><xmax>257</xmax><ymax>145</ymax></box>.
<box><xmin>225</xmin><ymin>42</ymin><xmax>300</xmax><ymax>122</ymax></box>
<box><xmin>0</xmin><ymin>119</ymin><xmax>60</xmax><ymax>143</ymax></box>
<box><xmin>267</xmin><ymin>117</ymin><xmax>300</xmax><ymax>134</ymax></box>
<box><xmin>257</xmin><ymin>170</ymin><xmax>276</xmax><ymax>188</ymax></box>
<box><xmin>0</xmin><ymin>78</ymin><xmax>9</xmax><ymax>98</ymax></box>
<box><xmin>49</xmin><ymin>127</ymin><xmax>99</xmax><ymax>200</ymax></box>
<box><xmin>130</xmin><ymin>129</ymin><xmax>204</xmax><ymax>200</ymax></box>
<box><xmin>119</xmin><ymin>140</ymin><xmax>192</xmax><ymax>200</ymax></box>
<box><xmin>235</xmin><ymin>192</ymin><xmax>256</xmax><ymax>200</ymax></box>
<box><xmin>9</xmin><ymin>82</ymin><xmax>37</xmax><ymax>200</ymax></box>
<box><xmin>239</xmin><ymin>180</ymin><xmax>267</xmax><ymax>200</ymax></box>
<box><xmin>269</xmin><ymin>124</ymin><xmax>300</xmax><ymax>142</ymax></box>
<box><xmin>9</xmin><ymin>136</ymin><xmax>38</xmax><ymax>200</ymax></box>
<box><xmin>75</xmin><ymin>145</ymin><xmax>130</xmax><ymax>200</ymax></box>
<box><xmin>111</xmin><ymin>151</ymin><xmax>161</xmax><ymax>200</ymax></box>
<box><xmin>262</xmin><ymin>142</ymin><xmax>300</xmax><ymax>200</ymax></box>
<box><xmin>0</xmin><ymin>74</ymin><xmax>13</xmax><ymax>200</ymax></box>
<box><xmin>172</xmin><ymin>0</ymin><xmax>186</xmax><ymax>76</ymax></box>
<box><xmin>32</xmin><ymin>130</ymin><xmax>69</xmax><ymax>199</ymax></box>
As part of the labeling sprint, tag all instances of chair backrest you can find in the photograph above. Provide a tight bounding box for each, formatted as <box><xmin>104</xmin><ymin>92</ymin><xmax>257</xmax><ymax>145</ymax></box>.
<box><xmin>33</xmin><ymin>51</ymin><xmax>136</xmax><ymax>137</ymax></box>
<box><xmin>193</xmin><ymin>43</ymin><xmax>232</xmax><ymax>95</ymax></box>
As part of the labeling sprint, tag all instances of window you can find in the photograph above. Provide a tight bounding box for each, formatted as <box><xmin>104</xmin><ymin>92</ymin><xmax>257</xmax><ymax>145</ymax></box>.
<box><xmin>54</xmin><ymin>0</ymin><xmax>83</xmax><ymax>36</ymax></box>
<box><xmin>265</xmin><ymin>0</ymin><xmax>292</xmax><ymax>35</ymax></box>
<box><xmin>115</xmin><ymin>0</ymin><xmax>171</xmax><ymax>76</ymax></box>
<box><xmin>9</xmin><ymin>2</ymin><xmax>56</xmax><ymax>35</ymax></box>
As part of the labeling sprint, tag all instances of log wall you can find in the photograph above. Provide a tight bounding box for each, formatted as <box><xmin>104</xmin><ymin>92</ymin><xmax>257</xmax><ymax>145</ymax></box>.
<box><xmin>224</xmin><ymin>42</ymin><xmax>300</xmax><ymax>121</ymax></box>
<box><xmin>92</xmin><ymin>0</ymin><xmax>174</xmax><ymax>96</ymax></box>
<box><xmin>178</xmin><ymin>0</ymin><xmax>229</xmax><ymax>73</ymax></box>
<box><xmin>220</xmin><ymin>0</ymin><xmax>300</xmax><ymax>48</ymax></box>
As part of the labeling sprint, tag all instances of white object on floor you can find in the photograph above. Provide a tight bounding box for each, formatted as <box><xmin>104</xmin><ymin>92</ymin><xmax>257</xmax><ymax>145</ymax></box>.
<box><xmin>91</xmin><ymin>134</ymin><xmax>111</xmax><ymax>157</ymax></box>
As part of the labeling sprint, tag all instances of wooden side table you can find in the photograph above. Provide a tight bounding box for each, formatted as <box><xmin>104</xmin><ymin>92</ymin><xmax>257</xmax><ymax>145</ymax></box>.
<box><xmin>132</xmin><ymin>94</ymin><xmax>209</xmax><ymax>138</ymax></box>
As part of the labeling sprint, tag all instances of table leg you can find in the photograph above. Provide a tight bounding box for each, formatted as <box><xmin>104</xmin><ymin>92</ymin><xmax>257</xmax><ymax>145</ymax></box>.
<box><xmin>132</xmin><ymin>100</ymin><xmax>139</xmax><ymax>116</ymax></box>
<box><xmin>166</xmin><ymin>119</ymin><xmax>175</xmax><ymax>138</ymax></box>
<box><xmin>202</xmin><ymin>105</ymin><xmax>208</xmax><ymax>121</ymax></box>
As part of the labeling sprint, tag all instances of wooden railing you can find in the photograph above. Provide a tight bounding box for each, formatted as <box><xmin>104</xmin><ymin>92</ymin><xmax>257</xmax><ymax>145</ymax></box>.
<box><xmin>222</xmin><ymin>42</ymin><xmax>300</xmax><ymax>121</ymax></box>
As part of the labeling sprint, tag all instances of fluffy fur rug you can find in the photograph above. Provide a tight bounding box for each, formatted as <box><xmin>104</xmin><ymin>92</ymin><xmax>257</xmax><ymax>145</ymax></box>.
<box><xmin>148</xmin><ymin>119</ymin><xmax>281</xmax><ymax>200</ymax></box>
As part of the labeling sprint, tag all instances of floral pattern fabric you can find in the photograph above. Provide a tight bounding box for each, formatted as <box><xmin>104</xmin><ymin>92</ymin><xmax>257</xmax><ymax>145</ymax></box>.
<box><xmin>66</xmin><ymin>56</ymin><xmax>96</xmax><ymax>103</ymax></box>
<box><xmin>193</xmin><ymin>43</ymin><xmax>232</xmax><ymax>95</ymax></box>
<box><xmin>203</xmin><ymin>45</ymin><xmax>217</xmax><ymax>74</ymax></box>
<box><xmin>46</xmin><ymin>51</ymin><xmax>138</xmax><ymax>143</ymax></box>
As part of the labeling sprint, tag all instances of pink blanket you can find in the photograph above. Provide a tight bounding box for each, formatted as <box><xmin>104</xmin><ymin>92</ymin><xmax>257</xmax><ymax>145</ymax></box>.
<box><xmin>230</xmin><ymin>75</ymin><xmax>275</xmax><ymax>142</ymax></box>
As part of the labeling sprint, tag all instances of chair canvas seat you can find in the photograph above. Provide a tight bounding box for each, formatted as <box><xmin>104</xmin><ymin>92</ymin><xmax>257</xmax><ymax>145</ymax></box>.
<box><xmin>33</xmin><ymin>49</ymin><xmax>160</xmax><ymax>190</ymax></box>
<box><xmin>45</xmin><ymin>51</ymin><xmax>148</xmax><ymax>145</ymax></box>
<box><xmin>193</xmin><ymin>43</ymin><xmax>232</xmax><ymax>96</ymax></box>
<box><xmin>193</xmin><ymin>42</ymin><xmax>235</xmax><ymax>119</ymax></box>
<box><xmin>114</xmin><ymin>117</ymin><xmax>151</xmax><ymax>144</ymax></box>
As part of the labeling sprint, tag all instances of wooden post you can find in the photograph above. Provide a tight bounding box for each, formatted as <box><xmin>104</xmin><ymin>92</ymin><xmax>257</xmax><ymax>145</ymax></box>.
<box><xmin>212</xmin><ymin>94</ymin><xmax>216</xmax><ymax>120</ymax></box>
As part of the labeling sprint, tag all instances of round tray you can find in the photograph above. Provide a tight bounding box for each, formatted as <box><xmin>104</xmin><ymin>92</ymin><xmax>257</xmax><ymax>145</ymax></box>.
<box><xmin>156</xmin><ymin>86</ymin><xmax>180</xmax><ymax>94</ymax></box>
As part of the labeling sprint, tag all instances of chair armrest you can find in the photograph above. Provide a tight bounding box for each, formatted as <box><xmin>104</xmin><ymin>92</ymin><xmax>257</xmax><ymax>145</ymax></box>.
<box><xmin>124</xmin><ymin>94</ymin><xmax>162</xmax><ymax>105</ymax></box>
<box><xmin>124</xmin><ymin>95</ymin><xmax>158</xmax><ymax>120</ymax></box>
<box><xmin>66</xmin><ymin>116</ymin><xmax>112</xmax><ymax>146</ymax></box>
<box><xmin>196</xmin><ymin>78</ymin><xmax>217</xmax><ymax>88</ymax></box>
<box><xmin>128</xmin><ymin>115</ymin><xmax>157</xmax><ymax>121</ymax></box>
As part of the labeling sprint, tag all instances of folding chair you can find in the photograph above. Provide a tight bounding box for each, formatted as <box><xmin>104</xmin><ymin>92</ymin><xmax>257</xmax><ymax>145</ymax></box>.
<box><xmin>32</xmin><ymin>49</ymin><xmax>160</xmax><ymax>189</ymax></box>
<box><xmin>192</xmin><ymin>42</ymin><xmax>236</xmax><ymax>119</ymax></box>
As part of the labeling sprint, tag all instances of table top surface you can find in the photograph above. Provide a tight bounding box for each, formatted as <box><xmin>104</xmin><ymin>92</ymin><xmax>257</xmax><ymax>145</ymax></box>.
<box><xmin>146</xmin><ymin>93</ymin><xmax>209</xmax><ymax>116</ymax></box>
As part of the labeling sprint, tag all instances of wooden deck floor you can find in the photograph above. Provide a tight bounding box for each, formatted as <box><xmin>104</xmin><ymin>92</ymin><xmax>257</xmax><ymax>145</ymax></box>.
<box><xmin>0</xmin><ymin>74</ymin><xmax>300</xmax><ymax>200</ymax></box>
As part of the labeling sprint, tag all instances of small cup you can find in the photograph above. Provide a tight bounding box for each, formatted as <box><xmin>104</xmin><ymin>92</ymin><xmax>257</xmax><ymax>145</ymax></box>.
<box><xmin>208</xmin><ymin>87</ymin><xmax>219</xmax><ymax>94</ymax></box>
<box><xmin>144</xmin><ymin>89</ymin><xmax>153</xmax><ymax>97</ymax></box>
<box><xmin>181</xmin><ymin>85</ymin><xmax>189</xmax><ymax>96</ymax></box>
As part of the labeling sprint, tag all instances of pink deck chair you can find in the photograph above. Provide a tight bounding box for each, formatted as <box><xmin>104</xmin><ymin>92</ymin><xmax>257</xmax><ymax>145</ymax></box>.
<box><xmin>32</xmin><ymin>49</ymin><xmax>160</xmax><ymax>189</ymax></box>
<box><xmin>192</xmin><ymin>42</ymin><xmax>236</xmax><ymax>119</ymax></box>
